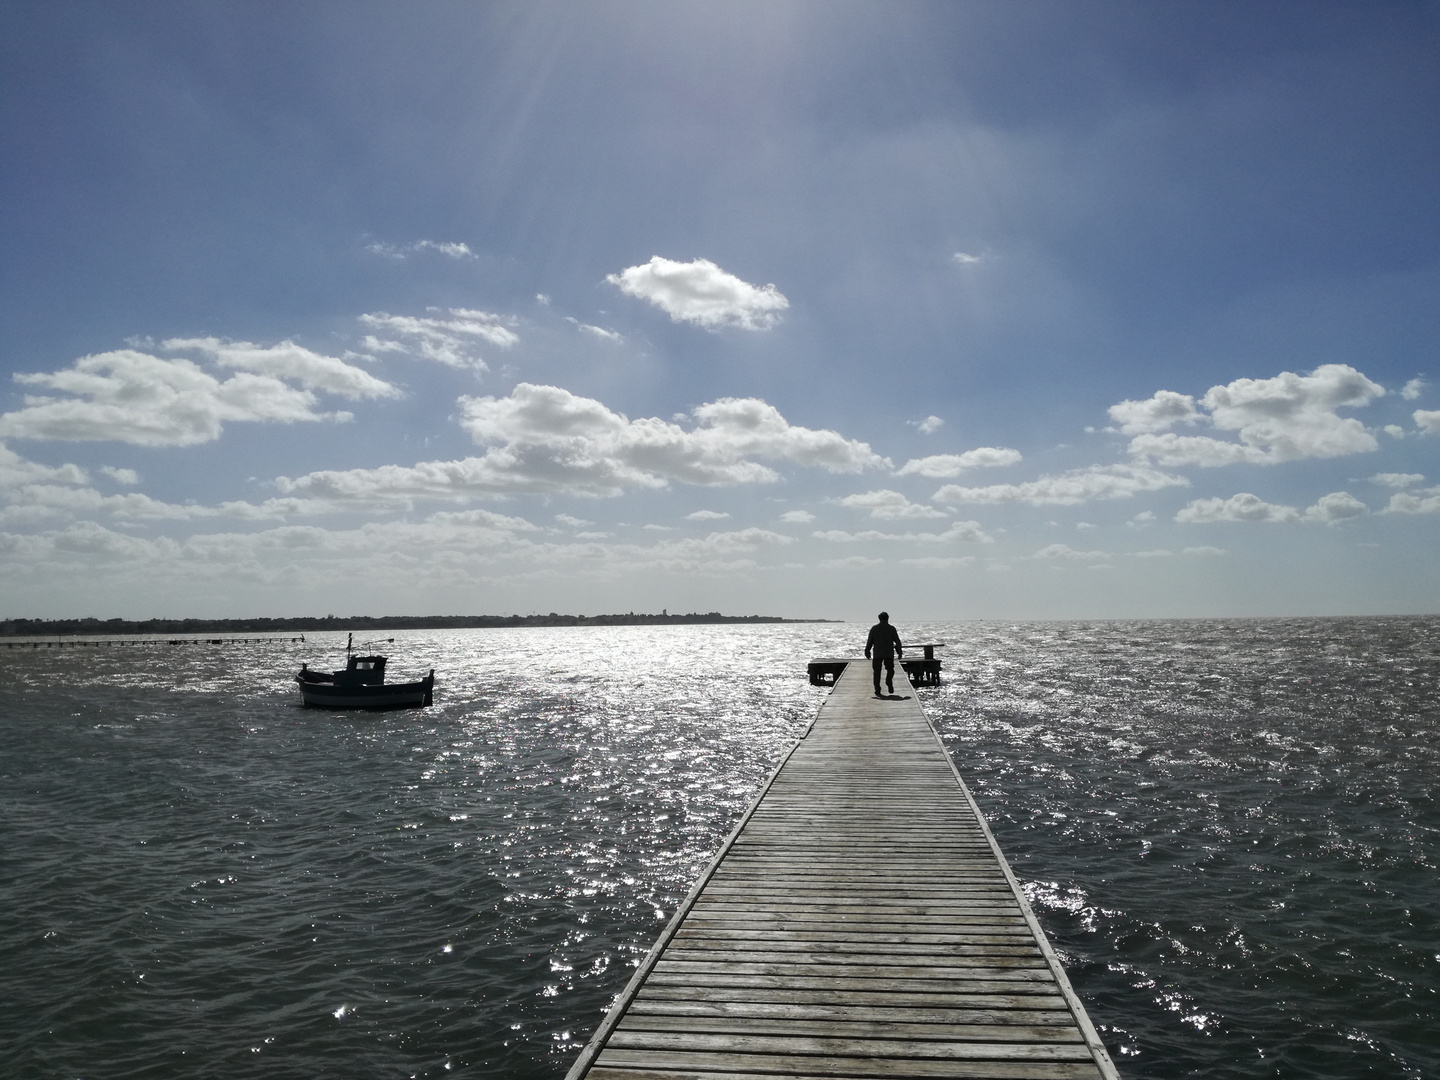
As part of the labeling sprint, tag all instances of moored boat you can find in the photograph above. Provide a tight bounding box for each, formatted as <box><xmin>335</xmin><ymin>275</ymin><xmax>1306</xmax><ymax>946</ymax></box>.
<box><xmin>296</xmin><ymin>652</ymin><xmax>434</xmax><ymax>709</ymax></box>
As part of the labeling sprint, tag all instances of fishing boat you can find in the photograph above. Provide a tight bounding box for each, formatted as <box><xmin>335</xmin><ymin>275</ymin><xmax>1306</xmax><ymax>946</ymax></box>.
<box><xmin>296</xmin><ymin>637</ymin><xmax>434</xmax><ymax>709</ymax></box>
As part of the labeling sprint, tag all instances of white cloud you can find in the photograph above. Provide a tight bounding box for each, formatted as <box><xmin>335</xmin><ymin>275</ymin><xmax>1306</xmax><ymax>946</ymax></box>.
<box><xmin>1183</xmin><ymin>546</ymin><xmax>1227</xmax><ymax>556</ymax></box>
<box><xmin>1032</xmin><ymin>543</ymin><xmax>1110</xmax><ymax>563</ymax></box>
<box><xmin>1369</xmin><ymin>472</ymin><xmax>1424</xmax><ymax>489</ymax></box>
<box><xmin>813</xmin><ymin>520</ymin><xmax>992</xmax><ymax>544</ymax></box>
<box><xmin>900</xmin><ymin>556</ymin><xmax>976</xmax><ymax>569</ymax></box>
<box><xmin>1076</xmin><ymin>522</ymin><xmax>1097</xmax><ymax>531</ymax></box>
<box><xmin>1401</xmin><ymin>378</ymin><xmax>1424</xmax><ymax>400</ymax></box>
<box><xmin>0</xmin><ymin>347</ymin><xmax>382</xmax><ymax>447</ymax></box>
<box><xmin>366</xmin><ymin>239</ymin><xmax>475</xmax><ymax>259</ymax></box>
<box><xmin>0</xmin><ymin>444</ymin><xmax>88</xmax><ymax>490</ymax></box>
<box><xmin>0</xmin><ymin>513</ymin><xmax>813</xmax><ymax>587</ymax></box>
<box><xmin>896</xmin><ymin>447</ymin><xmax>1022</xmax><ymax>478</ymax></box>
<box><xmin>686</xmin><ymin>510</ymin><xmax>730</xmax><ymax>521</ymax></box>
<box><xmin>100</xmin><ymin>466</ymin><xmax>140</xmax><ymax>485</ymax></box>
<box><xmin>1384</xmin><ymin>487</ymin><xmax>1440</xmax><ymax>514</ymax></box>
<box><xmin>952</xmin><ymin>252</ymin><xmax>982</xmax><ymax>265</ymax></box>
<box><xmin>164</xmin><ymin>338</ymin><xmax>399</xmax><ymax>400</ymax></box>
<box><xmin>1174</xmin><ymin>493</ymin><xmax>1300</xmax><ymax>524</ymax></box>
<box><xmin>909</xmin><ymin>415</ymin><xmax>945</xmax><ymax>434</ymax></box>
<box><xmin>278</xmin><ymin>384</ymin><xmax>885</xmax><ymax>504</ymax></box>
<box><xmin>1384</xmin><ymin>425</ymin><xmax>1406</xmax><ymax>438</ymax></box>
<box><xmin>606</xmin><ymin>257</ymin><xmax>788</xmax><ymax>331</ymax></box>
<box><xmin>933</xmin><ymin>463</ymin><xmax>1187</xmax><ymax>506</ymax></box>
<box><xmin>1107</xmin><ymin>390</ymin><xmax>1202</xmax><ymax>435</ymax></box>
<box><xmin>1125</xmin><ymin>364</ymin><xmax>1385</xmax><ymax>467</ymax></box>
<box><xmin>564</xmin><ymin>316</ymin><xmax>622</xmax><ymax>341</ymax></box>
<box><xmin>836</xmin><ymin>489</ymin><xmax>947</xmax><ymax>520</ymax></box>
<box><xmin>1132</xmin><ymin>549</ymin><xmax>1173</xmax><ymax>558</ymax></box>
<box><xmin>779</xmin><ymin>509</ymin><xmax>815</xmax><ymax>524</ymax></box>
<box><xmin>1415</xmin><ymin>410</ymin><xmax>1440</xmax><ymax>435</ymax></box>
<box><xmin>1303</xmin><ymin>491</ymin><xmax>1368</xmax><ymax>525</ymax></box>
<box><xmin>555</xmin><ymin>514</ymin><xmax>592</xmax><ymax>527</ymax></box>
<box><xmin>1129</xmin><ymin>510</ymin><xmax>1156</xmax><ymax>527</ymax></box>
<box><xmin>819</xmin><ymin>555</ymin><xmax>883</xmax><ymax>570</ymax></box>
<box><xmin>358</xmin><ymin>309</ymin><xmax>518</xmax><ymax>369</ymax></box>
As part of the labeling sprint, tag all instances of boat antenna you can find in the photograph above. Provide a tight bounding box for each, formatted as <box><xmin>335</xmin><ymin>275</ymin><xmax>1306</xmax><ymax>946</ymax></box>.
<box><xmin>347</xmin><ymin>632</ymin><xmax>352</xmax><ymax>655</ymax></box>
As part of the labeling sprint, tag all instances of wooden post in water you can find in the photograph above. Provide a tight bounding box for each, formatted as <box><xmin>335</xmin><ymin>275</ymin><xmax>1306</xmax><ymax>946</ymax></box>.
<box><xmin>566</xmin><ymin>661</ymin><xmax>1120</xmax><ymax>1079</ymax></box>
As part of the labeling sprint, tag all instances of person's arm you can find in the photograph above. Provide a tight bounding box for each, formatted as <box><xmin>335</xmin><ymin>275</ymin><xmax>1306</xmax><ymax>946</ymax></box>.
<box><xmin>893</xmin><ymin>626</ymin><xmax>904</xmax><ymax>657</ymax></box>
<box><xmin>864</xmin><ymin>626</ymin><xmax>874</xmax><ymax>658</ymax></box>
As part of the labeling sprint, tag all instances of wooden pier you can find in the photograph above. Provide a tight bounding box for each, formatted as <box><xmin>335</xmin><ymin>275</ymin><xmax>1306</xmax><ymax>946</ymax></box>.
<box><xmin>566</xmin><ymin>661</ymin><xmax>1119</xmax><ymax>1080</ymax></box>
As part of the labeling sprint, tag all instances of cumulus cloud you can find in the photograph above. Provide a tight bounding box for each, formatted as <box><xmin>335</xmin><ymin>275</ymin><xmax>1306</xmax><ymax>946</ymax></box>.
<box><xmin>366</xmin><ymin>239</ymin><xmax>475</xmax><ymax>259</ymax></box>
<box><xmin>358</xmin><ymin>309</ymin><xmax>517</xmax><ymax>369</ymax></box>
<box><xmin>1369</xmin><ymin>472</ymin><xmax>1424</xmax><ymax>489</ymax></box>
<box><xmin>606</xmin><ymin>257</ymin><xmax>788</xmax><ymax>330</ymax></box>
<box><xmin>835</xmin><ymin>490</ymin><xmax>947</xmax><ymax>520</ymax></box>
<box><xmin>952</xmin><ymin>252</ymin><xmax>982</xmax><ymax>265</ymax></box>
<box><xmin>1415</xmin><ymin>410</ymin><xmax>1440</xmax><ymax>435</ymax></box>
<box><xmin>813</xmin><ymin>520</ymin><xmax>992</xmax><ymax>544</ymax></box>
<box><xmin>896</xmin><ymin>447</ymin><xmax>1023</xmax><ymax>478</ymax></box>
<box><xmin>0</xmin><ymin>344</ymin><xmax>391</xmax><ymax>446</ymax></box>
<box><xmin>165</xmin><ymin>338</ymin><xmax>399</xmax><ymax>400</ymax></box>
<box><xmin>909</xmin><ymin>415</ymin><xmax>945</xmax><ymax>434</ymax></box>
<box><xmin>1032</xmin><ymin>543</ymin><xmax>1110</xmax><ymax>563</ymax></box>
<box><xmin>278</xmin><ymin>384</ymin><xmax>886</xmax><ymax>504</ymax></box>
<box><xmin>1302</xmin><ymin>491</ymin><xmax>1368</xmax><ymax>525</ymax></box>
<box><xmin>1384</xmin><ymin>487</ymin><xmax>1440</xmax><ymax>514</ymax></box>
<box><xmin>1402</xmin><ymin>378</ymin><xmax>1424</xmax><ymax>400</ymax></box>
<box><xmin>686</xmin><ymin>510</ymin><xmax>730</xmax><ymax>521</ymax></box>
<box><xmin>100</xmin><ymin>466</ymin><xmax>140</xmax><ymax>485</ymax></box>
<box><xmin>555</xmin><ymin>514</ymin><xmax>592</xmax><ymax>527</ymax></box>
<box><xmin>1174</xmin><ymin>493</ymin><xmax>1300</xmax><ymax>524</ymax></box>
<box><xmin>1183</xmin><ymin>546</ymin><xmax>1226</xmax><ymax>556</ymax></box>
<box><xmin>1107</xmin><ymin>390</ymin><xmax>1203</xmax><ymax>435</ymax></box>
<box><xmin>779</xmin><ymin>509</ymin><xmax>815</xmax><ymax>524</ymax></box>
<box><xmin>933</xmin><ymin>463</ymin><xmax>1186</xmax><ymax>506</ymax></box>
<box><xmin>1124</xmin><ymin>364</ymin><xmax>1385</xmax><ymax>467</ymax></box>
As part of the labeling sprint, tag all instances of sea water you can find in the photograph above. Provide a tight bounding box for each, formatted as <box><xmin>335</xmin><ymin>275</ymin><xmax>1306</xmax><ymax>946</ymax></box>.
<box><xmin>1</xmin><ymin>619</ymin><xmax>1436</xmax><ymax>1079</ymax></box>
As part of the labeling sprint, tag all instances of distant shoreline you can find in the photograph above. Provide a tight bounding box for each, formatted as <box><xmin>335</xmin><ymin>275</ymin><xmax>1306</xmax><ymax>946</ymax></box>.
<box><xmin>0</xmin><ymin>612</ymin><xmax>840</xmax><ymax>637</ymax></box>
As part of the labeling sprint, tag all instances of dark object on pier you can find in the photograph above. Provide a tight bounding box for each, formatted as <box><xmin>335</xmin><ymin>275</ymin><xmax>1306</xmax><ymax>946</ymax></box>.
<box><xmin>296</xmin><ymin>654</ymin><xmax>434</xmax><ymax>709</ymax></box>
<box><xmin>808</xmin><ymin>644</ymin><xmax>944</xmax><ymax>687</ymax></box>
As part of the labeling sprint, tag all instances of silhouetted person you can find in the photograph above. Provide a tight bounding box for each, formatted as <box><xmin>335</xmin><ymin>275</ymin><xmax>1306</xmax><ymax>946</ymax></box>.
<box><xmin>865</xmin><ymin>611</ymin><xmax>904</xmax><ymax>696</ymax></box>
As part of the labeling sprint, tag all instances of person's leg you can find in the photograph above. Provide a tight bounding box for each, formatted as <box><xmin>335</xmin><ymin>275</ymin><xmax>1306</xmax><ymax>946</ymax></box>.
<box><xmin>884</xmin><ymin>656</ymin><xmax>895</xmax><ymax>694</ymax></box>
<box><xmin>871</xmin><ymin>655</ymin><xmax>883</xmax><ymax>694</ymax></box>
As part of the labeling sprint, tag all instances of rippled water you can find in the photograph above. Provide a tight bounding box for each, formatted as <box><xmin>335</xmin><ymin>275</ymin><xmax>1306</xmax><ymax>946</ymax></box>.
<box><xmin>2</xmin><ymin>619</ymin><xmax>1437</xmax><ymax>1078</ymax></box>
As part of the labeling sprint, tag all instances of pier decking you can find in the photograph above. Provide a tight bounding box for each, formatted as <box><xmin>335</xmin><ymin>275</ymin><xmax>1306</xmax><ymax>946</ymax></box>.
<box><xmin>566</xmin><ymin>662</ymin><xmax>1119</xmax><ymax>1080</ymax></box>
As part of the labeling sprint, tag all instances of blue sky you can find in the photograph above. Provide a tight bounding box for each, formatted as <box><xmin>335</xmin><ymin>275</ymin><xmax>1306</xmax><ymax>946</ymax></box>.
<box><xmin>2</xmin><ymin>1</ymin><xmax>1438</xmax><ymax>620</ymax></box>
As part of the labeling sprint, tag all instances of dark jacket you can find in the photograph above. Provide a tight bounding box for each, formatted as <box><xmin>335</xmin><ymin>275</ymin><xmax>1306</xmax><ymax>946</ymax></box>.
<box><xmin>865</xmin><ymin>621</ymin><xmax>903</xmax><ymax>660</ymax></box>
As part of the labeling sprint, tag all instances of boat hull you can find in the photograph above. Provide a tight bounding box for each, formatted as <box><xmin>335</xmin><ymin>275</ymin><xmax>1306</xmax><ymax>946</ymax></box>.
<box><xmin>296</xmin><ymin>673</ymin><xmax>434</xmax><ymax>710</ymax></box>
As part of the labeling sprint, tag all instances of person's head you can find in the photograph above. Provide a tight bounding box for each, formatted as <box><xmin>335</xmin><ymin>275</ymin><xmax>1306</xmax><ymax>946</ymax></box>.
<box><xmin>878</xmin><ymin>611</ymin><xmax>889</xmax><ymax>622</ymax></box>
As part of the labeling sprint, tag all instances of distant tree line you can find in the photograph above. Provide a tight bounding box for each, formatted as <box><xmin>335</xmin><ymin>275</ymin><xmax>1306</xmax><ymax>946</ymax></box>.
<box><xmin>0</xmin><ymin>612</ymin><xmax>836</xmax><ymax>636</ymax></box>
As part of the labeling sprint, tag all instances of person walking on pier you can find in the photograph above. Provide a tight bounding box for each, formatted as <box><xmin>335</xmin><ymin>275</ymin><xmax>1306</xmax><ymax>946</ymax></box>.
<box><xmin>865</xmin><ymin>611</ymin><xmax>904</xmax><ymax>697</ymax></box>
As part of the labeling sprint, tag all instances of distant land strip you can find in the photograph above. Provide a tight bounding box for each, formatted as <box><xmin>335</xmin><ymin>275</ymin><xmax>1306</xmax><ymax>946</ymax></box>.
<box><xmin>0</xmin><ymin>612</ymin><xmax>839</xmax><ymax>637</ymax></box>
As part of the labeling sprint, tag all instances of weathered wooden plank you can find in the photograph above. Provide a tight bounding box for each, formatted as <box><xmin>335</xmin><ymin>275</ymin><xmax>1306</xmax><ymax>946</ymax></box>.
<box><xmin>588</xmin><ymin>1066</ymin><xmax>1102</xmax><ymax>1080</ymax></box>
<box><xmin>633</xmin><ymin>984</ymin><xmax>1072</xmax><ymax>1010</ymax></box>
<box><xmin>624</xmin><ymin>1000</ymin><xmax>1077</xmax><ymax>1025</ymax></box>
<box><xmin>615</xmin><ymin>1014</ymin><xmax>1085</xmax><ymax>1043</ymax></box>
<box><xmin>601</xmin><ymin>1032</ymin><xmax>1097</xmax><ymax>1060</ymax></box>
<box><xmin>593</xmin><ymin>1048</ymin><xmax>1105</xmax><ymax>1077</ymax></box>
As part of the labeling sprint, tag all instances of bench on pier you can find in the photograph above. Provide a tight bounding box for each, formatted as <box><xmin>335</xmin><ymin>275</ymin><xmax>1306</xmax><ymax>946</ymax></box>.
<box><xmin>808</xmin><ymin>643</ymin><xmax>944</xmax><ymax>687</ymax></box>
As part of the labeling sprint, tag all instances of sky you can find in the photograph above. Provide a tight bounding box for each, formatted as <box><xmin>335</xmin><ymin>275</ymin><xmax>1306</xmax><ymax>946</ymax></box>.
<box><xmin>2</xmin><ymin>0</ymin><xmax>1438</xmax><ymax>622</ymax></box>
